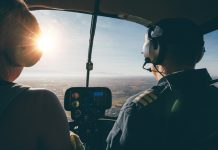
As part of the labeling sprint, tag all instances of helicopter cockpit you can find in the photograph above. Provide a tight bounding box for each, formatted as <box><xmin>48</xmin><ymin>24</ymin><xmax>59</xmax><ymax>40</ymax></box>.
<box><xmin>10</xmin><ymin>0</ymin><xmax>218</xmax><ymax>150</ymax></box>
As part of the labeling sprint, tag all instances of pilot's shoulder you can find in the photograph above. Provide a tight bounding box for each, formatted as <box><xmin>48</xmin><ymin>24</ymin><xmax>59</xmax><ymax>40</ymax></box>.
<box><xmin>132</xmin><ymin>88</ymin><xmax>159</xmax><ymax>107</ymax></box>
<box><xmin>25</xmin><ymin>88</ymin><xmax>57</xmax><ymax>97</ymax></box>
<box><xmin>19</xmin><ymin>88</ymin><xmax>59</xmax><ymax>104</ymax></box>
<box><xmin>20</xmin><ymin>88</ymin><xmax>64</xmax><ymax>116</ymax></box>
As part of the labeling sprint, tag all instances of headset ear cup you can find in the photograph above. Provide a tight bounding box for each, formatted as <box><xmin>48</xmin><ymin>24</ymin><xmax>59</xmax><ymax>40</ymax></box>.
<box><xmin>6</xmin><ymin>47</ymin><xmax>42</xmax><ymax>67</ymax></box>
<box><xmin>143</xmin><ymin>39</ymin><xmax>161</xmax><ymax>64</ymax></box>
<box><xmin>144</xmin><ymin>26</ymin><xmax>162</xmax><ymax>64</ymax></box>
<box><xmin>149</xmin><ymin>39</ymin><xmax>160</xmax><ymax>64</ymax></box>
<box><xmin>143</xmin><ymin>40</ymin><xmax>151</xmax><ymax>62</ymax></box>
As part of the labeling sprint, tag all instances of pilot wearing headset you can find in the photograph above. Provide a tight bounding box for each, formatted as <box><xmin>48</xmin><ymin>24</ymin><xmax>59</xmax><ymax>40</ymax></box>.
<box><xmin>106</xmin><ymin>18</ymin><xmax>218</xmax><ymax>150</ymax></box>
<box><xmin>0</xmin><ymin>0</ymin><xmax>83</xmax><ymax>150</ymax></box>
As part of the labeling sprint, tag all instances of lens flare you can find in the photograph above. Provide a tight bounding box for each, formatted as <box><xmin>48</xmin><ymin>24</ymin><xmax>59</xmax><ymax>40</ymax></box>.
<box><xmin>36</xmin><ymin>29</ymin><xmax>57</xmax><ymax>53</ymax></box>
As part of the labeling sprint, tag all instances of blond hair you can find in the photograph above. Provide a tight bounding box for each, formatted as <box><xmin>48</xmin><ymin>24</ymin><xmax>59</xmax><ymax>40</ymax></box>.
<box><xmin>0</xmin><ymin>0</ymin><xmax>41</xmax><ymax>67</ymax></box>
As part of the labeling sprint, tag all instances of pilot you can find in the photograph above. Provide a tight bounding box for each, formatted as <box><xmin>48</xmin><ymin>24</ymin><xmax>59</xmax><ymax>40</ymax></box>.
<box><xmin>106</xmin><ymin>18</ymin><xmax>218</xmax><ymax>150</ymax></box>
<box><xmin>0</xmin><ymin>0</ymin><xmax>83</xmax><ymax>150</ymax></box>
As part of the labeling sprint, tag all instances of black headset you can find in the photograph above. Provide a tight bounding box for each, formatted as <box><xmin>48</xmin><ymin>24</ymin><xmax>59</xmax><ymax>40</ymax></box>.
<box><xmin>143</xmin><ymin>26</ymin><xmax>165</xmax><ymax>65</ymax></box>
<box><xmin>143</xmin><ymin>25</ymin><xmax>205</xmax><ymax>66</ymax></box>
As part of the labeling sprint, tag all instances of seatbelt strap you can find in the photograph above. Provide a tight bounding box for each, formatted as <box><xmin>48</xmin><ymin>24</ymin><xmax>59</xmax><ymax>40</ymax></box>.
<box><xmin>0</xmin><ymin>81</ymin><xmax>29</xmax><ymax>116</ymax></box>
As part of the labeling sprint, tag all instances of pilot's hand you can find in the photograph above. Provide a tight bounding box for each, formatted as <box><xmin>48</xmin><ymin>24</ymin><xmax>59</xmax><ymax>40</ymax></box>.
<box><xmin>70</xmin><ymin>131</ymin><xmax>85</xmax><ymax>150</ymax></box>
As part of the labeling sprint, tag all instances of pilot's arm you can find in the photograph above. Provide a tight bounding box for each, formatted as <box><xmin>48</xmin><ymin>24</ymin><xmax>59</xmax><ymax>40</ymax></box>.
<box><xmin>106</xmin><ymin>100</ymin><xmax>144</xmax><ymax>150</ymax></box>
<box><xmin>106</xmin><ymin>91</ymin><xmax>160</xmax><ymax>150</ymax></box>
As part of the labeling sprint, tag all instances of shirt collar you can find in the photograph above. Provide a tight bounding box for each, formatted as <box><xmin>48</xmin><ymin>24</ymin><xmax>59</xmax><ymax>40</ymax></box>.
<box><xmin>158</xmin><ymin>68</ymin><xmax>212</xmax><ymax>87</ymax></box>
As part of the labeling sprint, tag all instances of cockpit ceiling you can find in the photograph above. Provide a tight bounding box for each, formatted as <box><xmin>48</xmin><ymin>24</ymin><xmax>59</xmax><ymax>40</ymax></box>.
<box><xmin>27</xmin><ymin>0</ymin><xmax>218</xmax><ymax>33</ymax></box>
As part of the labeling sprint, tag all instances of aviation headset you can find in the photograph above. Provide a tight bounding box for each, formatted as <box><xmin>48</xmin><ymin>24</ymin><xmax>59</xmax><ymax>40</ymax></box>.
<box><xmin>0</xmin><ymin>0</ymin><xmax>42</xmax><ymax>67</ymax></box>
<box><xmin>142</xmin><ymin>19</ymin><xmax>205</xmax><ymax>66</ymax></box>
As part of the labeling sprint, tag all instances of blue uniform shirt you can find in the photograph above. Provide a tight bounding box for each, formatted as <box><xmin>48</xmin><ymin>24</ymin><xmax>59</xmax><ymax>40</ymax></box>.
<box><xmin>106</xmin><ymin>69</ymin><xmax>218</xmax><ymax>150</ymax></box>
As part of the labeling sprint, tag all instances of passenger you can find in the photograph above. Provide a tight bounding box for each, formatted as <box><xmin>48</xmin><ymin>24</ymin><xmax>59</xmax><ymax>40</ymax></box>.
<box><xmin>0</xmin><ymin>0</ymin><xmax>83</xmax><ymax>150</ymax></box>
<box><xmin>106</xmin><ymin>18</ymin><xmax>218</xmax><ymax>150</ymax></box>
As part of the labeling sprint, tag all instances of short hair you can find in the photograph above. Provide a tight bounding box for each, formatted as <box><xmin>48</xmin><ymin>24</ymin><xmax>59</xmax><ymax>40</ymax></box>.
<box><xmin>153</xmin><ymin>18</ymin><xmax>204</xmax><ymax>66</ymax></box>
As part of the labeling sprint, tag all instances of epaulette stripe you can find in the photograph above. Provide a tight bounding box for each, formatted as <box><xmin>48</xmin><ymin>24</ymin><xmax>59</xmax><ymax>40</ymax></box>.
<box><xmin>148</xmin><ymin>93</ymin><xmax>158</xmax><ymax>100</ymax></box>
<box><xmin>133</xmin><ymin>90</ymin><xmax>158</xmax><ymax>107</ymax></box>
<box><xmin>134</xmin><ymin>96</ymin><xmax>148</xmax><ymax>107</ymax></box>
<box><xmin>138</xmin><ymin>99</ymin><xmax>148</xmax><ymax>107</ymax></box>
<box><xmin>138</xmin><ymin>94</ymin><xmax>145</xmax><ymax>98</ymax></box>
<box><xmin>143</xmin><ymin>90</ymin><xmax>150</xmax><ymax>93</ymax></box>
<box><xmin>134</xmin><ymin>97</ymin><xmax>140</xmax><ymax>101</ymax></box>
<box><xmin>142</xmin><ymin>95</ymin><xmax>153</xmax><ymax>103</ymax></box>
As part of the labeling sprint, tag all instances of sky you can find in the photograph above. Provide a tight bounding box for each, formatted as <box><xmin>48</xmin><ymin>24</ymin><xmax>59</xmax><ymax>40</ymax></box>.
<box><xmin>20</xmin><ymin>10</ymin><xmax>218</xmax><ymax>78</ymax></box>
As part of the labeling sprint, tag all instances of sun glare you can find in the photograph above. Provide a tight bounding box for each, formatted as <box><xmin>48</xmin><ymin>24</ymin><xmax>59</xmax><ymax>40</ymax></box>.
<box><xmin>37</xmin><ymin>29</ymin><xmax>58</xmax><ymax>53</ymax></box>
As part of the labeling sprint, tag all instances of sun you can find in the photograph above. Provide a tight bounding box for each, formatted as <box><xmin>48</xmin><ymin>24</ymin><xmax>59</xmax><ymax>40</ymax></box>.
<box><xmin>36</xmin><ymin>29</ymin><xmax>58</xmax><ymax>53</ymax></box>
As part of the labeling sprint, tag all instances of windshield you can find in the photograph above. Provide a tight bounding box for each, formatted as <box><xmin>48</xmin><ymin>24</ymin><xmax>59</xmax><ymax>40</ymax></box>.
<box><xmin>197</xmin><ymin>31</ymin><xmax>218</xmax><ymax>77</ymax></box>
<box><xmin>17</xmin><ymin>10</ymin><xmax>218</xmax><ymax>118</ymax></box>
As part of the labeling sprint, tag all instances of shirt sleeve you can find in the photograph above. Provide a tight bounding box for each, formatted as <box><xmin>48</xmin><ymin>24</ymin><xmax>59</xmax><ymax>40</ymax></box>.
<box><xmin>106</xmin><ymin>88</ymin><xmax>163</xmax><ymax>150</ymax></box>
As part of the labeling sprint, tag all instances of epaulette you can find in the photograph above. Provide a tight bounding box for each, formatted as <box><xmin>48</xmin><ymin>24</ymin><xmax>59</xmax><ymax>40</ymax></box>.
<box><xmin>133</xmin><ymin>90</ymin><xmax>158</xmax><ymax>107</ymax></box>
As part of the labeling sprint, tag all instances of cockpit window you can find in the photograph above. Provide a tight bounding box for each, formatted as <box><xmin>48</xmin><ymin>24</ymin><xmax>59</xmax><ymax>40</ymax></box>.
<box><xmin>17</xmin><ymin>10</ymin><xmax>155</xmax><ymax>118</ymax></box>
<box><xmin>17</xmin><ymin>10</ymin><xmax>92</xmax><ymax>118</ymax></box>
<box><xmin>17</xmin><ymin>10</ymin><xmax>218</xmax><ymax>118</ymax></box>
<box><xmin>197</xmin><ymin>30</ymin><xmax>218</xmax><ymax>76</ymax></box>
<box><xmin>90</xmin><ymin>16</ymin><xmax>156</xmax><ymax>117</ymax></box>
<box><xmin>21</xmin><ymin>10</ymin><xmax>91</xmax><ymax>79</ymax></box>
